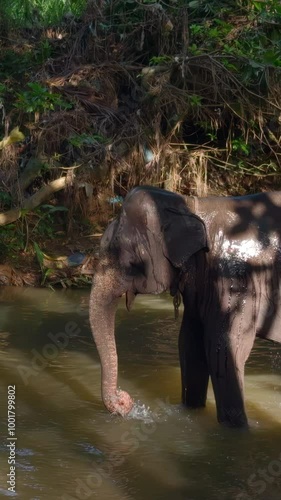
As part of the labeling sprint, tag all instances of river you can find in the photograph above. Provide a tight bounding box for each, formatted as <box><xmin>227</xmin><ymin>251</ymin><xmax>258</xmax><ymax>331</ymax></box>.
<box><xmin>0</xmin><ymin>287</ymin><xmax>280</xmax><ymax>500</ymax></box>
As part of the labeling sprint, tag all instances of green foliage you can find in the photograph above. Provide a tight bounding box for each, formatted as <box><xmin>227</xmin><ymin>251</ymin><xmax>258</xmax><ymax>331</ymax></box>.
<box><xmin>33</xmin><ymin>242</ymin><xmax>54</xmax><ymax>285</ymax></box>
<box><xmin>69</xmin><ymin>133</ymin><xmax>107</xmax><ymax>148</ymax></box>
<box><xmin>149</xmin><ymin>56</ymin><xmax>173</xmax><ymax>66</ymax></box>
<box><xmin>252</xmin><ymin>0</ymin><xmax>281</xmax><ymax>18</ymax></box>
<box><xmin>0</xmin><ymin>224</ymin><xmax>25</xmax><ymax>259</ymax></box>
<box><xmin>206</xmin><ymin>131</ymin><xmax>217</xmax><ymax>141</ymax></box>
<box><xmin>0</xmin><ymin>83</ymin><xmax>7</xmax><ymax>100</ymax></box>
<box><xmin>188</xmin><ymin>1</ymin><xmax>281</xmax><ymax>69</ymax></box>
<box><xmin>0</xmin><ymin>50</ymin><xmax>32</xmax><ymax>78</ymax></box>
<box><xmin>0</xmin><ymin>0</ymin><xmax>87</xmax><ymax>27</ymax></box>
<box><xmin>41</xmin><ymin>204</ymin><xmax>68</xmax><ymax>213</ymax></box>
<box><xmin>33</xmin><ymin>241</ymin><xmax>44</xmax><ymax>268</ymax></box>
<box><xmin>15</xmin><ymin>83</ymin><xmax>72</xmax><ymax>115</ymax></box>
<box><xmin>188</xmin><ymin>94</ymin><xmax>202</xmax><ymax>108</ymax></box>
<box><xmin>105</xmin><ymin>0</ymin><xmax>143</xmax><ymax>31</ymax></box>
<box><xmin>188</xmin><ymin>0</ymin><xmax>235</xmax><ymax>17</ymax></box>
<box><xmin>0</xmin><ymin>41</ymin><xmax>53</xmax><ymax>81</ymax></box>
<box><xmin>33</xmin><ymin>40</ymin><xmax>53</xmax><ymax>65</ymax></box>
<box><xmin>0</xmin><ymin>191</ymin><xmax>12</xmax><ymax>210</ymax></box>
<box><xmin>0</xmin><ymin>204</ymin><xmax>68</xmax><ymax>262</ymax></box>
<box><xmin>232</xmin><ymin>137</ymin><xmax>250</xmax><ymax>156</ymax></box>
<box><xmin>32</xmin><ymin>205</ymin><xmax>68</xmax><ymax>239</ymax></box>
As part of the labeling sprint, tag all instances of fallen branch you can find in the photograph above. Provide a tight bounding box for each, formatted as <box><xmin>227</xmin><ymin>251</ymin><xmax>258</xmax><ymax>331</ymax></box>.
<box><xmin>0</xmin><ymin>176</ymin><xmax>69</xmax><ymax>226</ymax></box>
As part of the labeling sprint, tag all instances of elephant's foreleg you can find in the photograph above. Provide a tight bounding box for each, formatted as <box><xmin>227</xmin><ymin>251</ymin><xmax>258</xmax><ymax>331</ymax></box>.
<box><xmin>206</xmin><ymin>330</ymin><xmax>255</xmax><ymax>428</ymax></box>
<box><xmin>179</xmin><ymin>313</ymin><xmax>209</xmax><ymax>408</ymax></box>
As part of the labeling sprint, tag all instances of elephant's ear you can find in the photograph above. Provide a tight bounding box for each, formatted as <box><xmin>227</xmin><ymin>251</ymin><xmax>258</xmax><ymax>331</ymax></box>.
<box><xmin>162</xmin><ymin>207</ymin><xmax>208</xmax><ymax>270</ymax></box>
<box><xmin>100</xmin><ymin>219</ymin><xmax>118</xmax><ymax>253</ymax></box>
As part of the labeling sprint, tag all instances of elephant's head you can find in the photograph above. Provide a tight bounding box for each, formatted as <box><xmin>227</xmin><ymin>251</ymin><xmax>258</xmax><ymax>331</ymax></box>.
<box><xmin>89</xmin><ymin>186</ymin><xmax>208</xmax><ymax>415</ymax></box>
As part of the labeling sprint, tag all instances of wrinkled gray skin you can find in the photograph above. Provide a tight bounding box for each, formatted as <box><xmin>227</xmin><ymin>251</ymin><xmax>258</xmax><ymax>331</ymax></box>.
<box><xmin>89</xmin><ymin>186</ymin><xmax>281</xmax><ymax>427</ymax></box>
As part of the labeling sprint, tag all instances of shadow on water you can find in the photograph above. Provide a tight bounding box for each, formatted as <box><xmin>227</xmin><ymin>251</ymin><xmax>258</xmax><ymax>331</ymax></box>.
<box><xmin>2</xmin><ymin>193</ymin><xmax>281</xmax><ymax>498</ymax></box>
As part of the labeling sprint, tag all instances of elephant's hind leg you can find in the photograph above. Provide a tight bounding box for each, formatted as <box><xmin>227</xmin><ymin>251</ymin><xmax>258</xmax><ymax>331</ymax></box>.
<box><xmin>179</xmin><ymin>312</ymin><xmax>209</xmax><ymax>408</ymax></box>
<box><xmin>206</xmin><ymin>328</ymin><xmax>255</xmax><ymax>428</ymax></box>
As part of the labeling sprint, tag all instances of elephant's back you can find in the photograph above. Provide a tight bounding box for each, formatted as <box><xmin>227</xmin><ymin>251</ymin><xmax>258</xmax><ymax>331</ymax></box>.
<box><xmin>198</xmin><ymin>191</ymin><xmax>281</xmax><ymax>249</ymax></box>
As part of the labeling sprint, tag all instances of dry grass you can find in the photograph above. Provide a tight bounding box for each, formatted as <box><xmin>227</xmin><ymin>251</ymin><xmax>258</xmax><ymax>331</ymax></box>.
<box><xmin>2</xmin><ymin>1</ymin><xmax>281</xmax><ymax>224</ymax></box>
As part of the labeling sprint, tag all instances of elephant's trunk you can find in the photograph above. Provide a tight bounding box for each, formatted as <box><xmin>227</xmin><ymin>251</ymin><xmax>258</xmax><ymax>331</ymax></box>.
<box><xmin>89</xmin><ymin>262</ymin><xmax>134</xmax><ymax>415</ymax></box>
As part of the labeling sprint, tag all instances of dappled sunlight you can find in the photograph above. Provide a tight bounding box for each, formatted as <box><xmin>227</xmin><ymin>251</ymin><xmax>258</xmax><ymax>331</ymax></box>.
<box><xmin>0</xmin><ymin>288</ymin><xmax>280</xmax><ymax>499</ymax></box>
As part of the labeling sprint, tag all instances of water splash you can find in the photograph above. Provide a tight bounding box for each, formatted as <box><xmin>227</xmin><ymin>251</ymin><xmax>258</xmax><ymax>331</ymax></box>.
<box><xmin>127</xmin><ymin>401</ymin><xmax>154</xmax><ymax>422</ymax></box>
<box><xmin>126</xmin><ymin>400</ymin><xmax>185</xmax><ymax>423</ymax></box>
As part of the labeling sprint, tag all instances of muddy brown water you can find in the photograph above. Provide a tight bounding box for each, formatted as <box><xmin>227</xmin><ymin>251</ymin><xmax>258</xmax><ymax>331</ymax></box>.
<box><xmin>0</xmin><ymin>287</ymin><xmax>280</xmax><ymax>500</ymax></box>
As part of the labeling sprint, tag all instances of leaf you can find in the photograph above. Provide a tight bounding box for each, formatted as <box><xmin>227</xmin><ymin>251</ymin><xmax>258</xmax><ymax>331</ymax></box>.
<box><xmin>0</xmin><ymin>127</ymin><xmax>25</xmax><ymax>150</ymax></box>
<box><xmin>249</xmin><ymin>60</ymin><xmax>263</xmax><ymax>69</ymax></box>
<box><xmin>34</xmin><ymin>242</ymin><xmax>44</xmax><ymax>269</ymax></box>
<box><xmin>253</xmin><ymin>1</ymin><xmax>263</xmax><ymax>12</ymax></box>
<box><xmin>263</xmin><ymin>50</ymin><xmax>280</xmax><ymax>65</ymax></box>
<box><xmin>42</xmin><ymin>268</ymin><xmax>53</xmax><ymax>285</ymax></box>
<box><xmin>41</xmin><ymin>204</ymin><xmax>68</xmax><ymax>212</ymax></box>
<box><xmin>188</xmin><ymin>0</ymin><xmax>200</xmax><ymax>8</ymax></box>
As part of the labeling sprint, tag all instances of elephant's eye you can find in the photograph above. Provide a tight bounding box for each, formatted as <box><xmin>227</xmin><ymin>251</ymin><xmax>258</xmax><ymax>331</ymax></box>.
<box><xmin>129</xmin><ymin>261</ymin><xmax>145</xmax><ymax>277</ymax></box>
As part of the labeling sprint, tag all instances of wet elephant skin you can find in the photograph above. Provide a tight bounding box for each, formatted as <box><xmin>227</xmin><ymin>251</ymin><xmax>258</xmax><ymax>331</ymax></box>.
<box><xmin>89</xmin><ymin>186</ymin><xmax>281</xmax><ymax>427</ymax></box>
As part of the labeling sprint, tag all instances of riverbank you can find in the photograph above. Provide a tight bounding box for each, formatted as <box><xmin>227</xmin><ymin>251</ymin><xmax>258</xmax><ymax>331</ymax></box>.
<box><xmin>1</xmin><ymin>1</ymin><xmax>281</xmax><ymax>286</ymax></box>
<box><xmin>0</xmin><ymin>234</ymin><xmax>101</xmax><ymax>287</ymax></box>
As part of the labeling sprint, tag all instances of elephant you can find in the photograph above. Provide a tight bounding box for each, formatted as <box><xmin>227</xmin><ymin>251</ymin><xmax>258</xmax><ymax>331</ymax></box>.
<box><xmin>89</xmin><ymin>186</ymin><xmax>281</xmax><ymax>427</ymax></box>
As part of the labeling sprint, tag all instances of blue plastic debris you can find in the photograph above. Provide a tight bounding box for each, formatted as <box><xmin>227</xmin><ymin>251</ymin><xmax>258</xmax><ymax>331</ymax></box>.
<box><xmin>143</xmin><ymin>145</ymin><xmax>154</xmax><ymax>164</ymax></box>
<box><xmin>67</xmin><ymin>252</ymin><xmax>86</xmax><ymax>267</ymax></box>
<box><xmin>108</xmin><ymin>196</ymin><xmax>124</xmax><ymax>205</ymax></box>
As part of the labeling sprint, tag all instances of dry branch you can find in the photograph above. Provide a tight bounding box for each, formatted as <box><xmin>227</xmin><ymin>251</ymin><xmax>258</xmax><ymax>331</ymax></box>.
<box><xmin>0</xmin><ymin>176</ymin><xmax>69</xmax><ymax>226</ymax></box>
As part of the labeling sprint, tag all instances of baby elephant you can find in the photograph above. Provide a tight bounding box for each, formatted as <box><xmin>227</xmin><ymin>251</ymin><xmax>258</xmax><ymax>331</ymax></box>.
<box><xmin>89</xmin><ymin>186</ymin><xmax>281</xmax><ymax>427</ymax></box>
